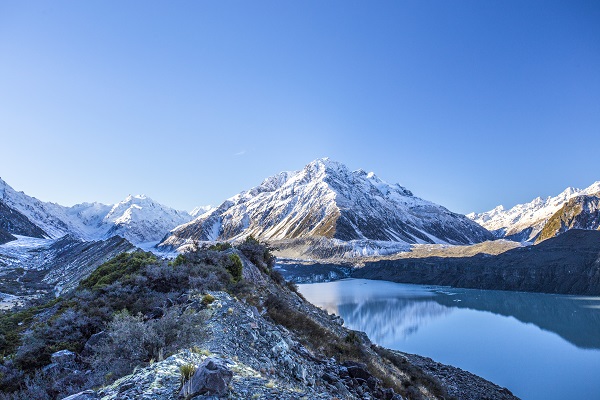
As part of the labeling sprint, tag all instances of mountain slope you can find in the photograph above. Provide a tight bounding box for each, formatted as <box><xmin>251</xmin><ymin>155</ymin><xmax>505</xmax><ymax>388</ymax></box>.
<box><xmin>535</xmin><ymin>193</ymin><xmax>600</xmax><ymax>243</ymax></box>
<box><xmin>159</xmin><ymin>159</ymin><xmax>492</xmax><ymax>251</ymax></box>
<box><xmin>467</xmin><ymin>181</ymin><xmax>600</xmax><ymax>241</ymax></box>
<box><xmin>0</xmin><ymin>178</ymin><xmax>193</xmax><ymax>244</ymax></box>
<box><xmin>0</xmin><ymin>200</ymin><xmax>48</xmax><ymax>239</ymax></box>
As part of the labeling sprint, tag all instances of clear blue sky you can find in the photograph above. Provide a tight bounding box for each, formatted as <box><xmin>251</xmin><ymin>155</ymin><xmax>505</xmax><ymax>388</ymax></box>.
<box><xmin>1</xmin><ymin>1</ymin><xmax>599</xmax><ymax>214</ymax></box>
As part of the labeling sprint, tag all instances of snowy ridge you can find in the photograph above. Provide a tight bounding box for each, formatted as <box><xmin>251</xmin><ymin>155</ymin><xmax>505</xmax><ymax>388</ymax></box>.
<box><xmin>467</xmin><ymin>181</ymin><xmax>600</xmax><ymax>241</ymax></box>
<box><xmin>160</xmin><ymin>158</ymin><xmax>492</xmax><ymax>251</ymax></box>
<box><xmin>0</xmin><ymin>178</ymin><xmax>195</xmax><ymax>245</ymax></box>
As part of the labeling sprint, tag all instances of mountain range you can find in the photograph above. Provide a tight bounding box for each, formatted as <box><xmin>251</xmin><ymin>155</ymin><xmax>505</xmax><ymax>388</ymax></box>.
<box><xmin>467</xmin><ymin>181</ymin><xmax>600</xmax><ymax>242</ymax></box>
<box><xmin>0</xmin><ymin>177</ymin><xmax>195</xmax><ymax>245</ymax></box>
<box><xmin>2</xmin><ymin>160</ymin><xmax>600</xmax><ymax>257</ymax></box>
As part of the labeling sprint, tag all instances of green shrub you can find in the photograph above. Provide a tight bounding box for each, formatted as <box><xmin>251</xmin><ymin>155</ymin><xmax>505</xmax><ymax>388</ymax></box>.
<box><xmin>180</xmin><ymin>362</ymin><xmax>196</xmax><ymax>382</ymax></box>
<box><xmin>79</xmin><ymin>252</ymin><xmax>157</xmax><ymax>290</ymax></box>
<box><xmin>201</xmin><ymin>294</ymin><xmax>215</xmax><ymax>305</ymax></box>
<box><xmin>180</xmin><ymin>363</ymin><xmax>197</xmax><ymax>398</ymax></box>
<box><xmin>170</xmin><ymin>254</ymin><xmax>187</xmax><ymax>267</ymax></box>
<box><xmin>208</xmin><ymin>242</ymin><xmax>232</xmax><ymax>251</ymax></box>
<box><xmin>226</xmin><ymin>254</ymin><xmax>243</xmax><ymax>282</ymax></box>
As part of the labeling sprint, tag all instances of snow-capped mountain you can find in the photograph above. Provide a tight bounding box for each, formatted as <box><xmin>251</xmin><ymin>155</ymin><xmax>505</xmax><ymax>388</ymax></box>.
<box><xmin>101</xmin><ymin>195</ymin><xmax>194</xmax><ymax>244</ymax></box>
<box><xmin>0</xmin><ymin>178</ymin><xmax>194</xmax><ymax>245</ymax></box>
<box><xmin>159</xmin><ymin>158</ymin><xmax>492</xmax><ymax>251</ymax></box>
<box><xmin>535</xmin><ymin>193</ymin><xmax>600</xmax><ymax>243</ymax></box>
<box><xmin>189</xmin><ymin>205</ymin><xmax>215</xmax><ymax>218</ymax></box>
<box><xmin>467</xmin><ymin>181</ymin><xmax>600</xmax><ymax>242</ymax></box>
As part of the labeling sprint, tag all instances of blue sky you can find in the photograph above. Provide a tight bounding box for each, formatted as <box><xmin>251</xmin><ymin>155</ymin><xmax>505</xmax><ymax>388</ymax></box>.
<box><xmin>1</xmin><ymin>1</ymin><xmax>599</xmax><ymax>214</ymax></box>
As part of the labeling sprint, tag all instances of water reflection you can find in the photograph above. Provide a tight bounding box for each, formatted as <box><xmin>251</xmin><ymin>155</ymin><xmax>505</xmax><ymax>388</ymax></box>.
<box><xmin>338</xmin><ymin>299</ymin><xmax>451</xmax><ymax>343</ymax></box>
<box><xmin>299</xmin><ymin>279</ymin><xmax>600</xmax><ymax>350</ymax></box>
<box><xmin>432</xmin><ymin>289</ymin><xmax>600</xmax><ymax>349</ymax></box>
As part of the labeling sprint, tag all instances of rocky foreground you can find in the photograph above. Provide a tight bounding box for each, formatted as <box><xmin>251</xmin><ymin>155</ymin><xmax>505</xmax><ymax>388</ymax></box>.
<box><xmin>64</xmin><ymin>252</ymin><xmax>516</xmax><ymax>400</ymax></box>
<box><xmin>65</xmin><ymin>290</ymin><xmax>517</xmax><ymax>400</ymax></box>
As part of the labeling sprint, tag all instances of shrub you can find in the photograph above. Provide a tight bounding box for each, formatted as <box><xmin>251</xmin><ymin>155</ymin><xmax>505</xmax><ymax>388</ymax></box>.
<box><xmin>236</xmin><ymin>236</ymin><xmax>275</xmax><ymax>272</ymax></box>
<box><xmin>208</xmin><ymin>242</ymin><xmax>232</xmax><ymax>252</ymax></box>
<box><xmin>180</xmin><ymin>363</ymin><xmax>197</xmax><ymax>383</ymax></box>
<box><xmin>90</xmin><ymin>306</ymin><xmax>205</xmax><ymax>383</ymax></box>
<box><xmin>201</xmin><ymin>294</ymin><xmax>215</xmax><ymax>305</ymax></box>
<box><xmin>170</xmin><ymin>254</ymin><xmax>187</xmax><ymax>267</ymax></box>
<box><xmin>226</xmin><ymin>254</ymin><xmax>243</xmax><ymax>282</ymax></box>
<box><xmin>180</xmin><ymin>362</ymin><xmax>197</xmax><ymax>399</ymax></box>
<box><xmin>79</xmin><ymin>252</ymin><xmax>157</xmax><ymax>291</ymax></box>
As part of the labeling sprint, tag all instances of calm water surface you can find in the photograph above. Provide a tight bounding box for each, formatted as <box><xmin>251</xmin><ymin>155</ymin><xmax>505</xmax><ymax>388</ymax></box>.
<box><xmin>298</xmin><ymin>279</ymin><xmax>600</xmax><ymax>400</ymax></box>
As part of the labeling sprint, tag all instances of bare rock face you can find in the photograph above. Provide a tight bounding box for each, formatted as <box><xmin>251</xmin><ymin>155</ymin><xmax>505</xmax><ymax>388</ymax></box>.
<box><xmin>180</xmin><ymin>357</ymin><xmax>233</xmax><ymax>398</ymax></box>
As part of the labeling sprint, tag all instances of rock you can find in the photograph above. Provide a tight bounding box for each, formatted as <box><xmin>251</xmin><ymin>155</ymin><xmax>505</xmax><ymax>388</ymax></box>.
<box><xmin>293</xmin><ymin>363</ymin><xmax>307</xmax><ymax>382</ymax></box>
<box><xmin>51</xmin><ymin>349</ymin><xmax>77</xmax><ymax>367</ymax></box>
<box><xmin>343</xmin><ymin>361</ymin><xmax>371</xmax><ymax>381</ymax></box>
<box><xmin>180</xmin><ymin>357</ymin><xmax>233</xmax><ymax>398</ymax></box>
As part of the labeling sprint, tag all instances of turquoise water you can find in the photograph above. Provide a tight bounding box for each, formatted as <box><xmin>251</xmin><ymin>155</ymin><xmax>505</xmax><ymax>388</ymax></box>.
<box><xmin>298</xmin><ymin>279</ymin><xmax>600</xmax><ymax>400</ymax></box>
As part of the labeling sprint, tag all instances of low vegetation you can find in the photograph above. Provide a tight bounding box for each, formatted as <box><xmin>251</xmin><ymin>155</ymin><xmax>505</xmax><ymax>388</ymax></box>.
<box><xmin>0</xmin><ymin>239</ymin><xmax>277</xmax><ymax>399</ymax></box>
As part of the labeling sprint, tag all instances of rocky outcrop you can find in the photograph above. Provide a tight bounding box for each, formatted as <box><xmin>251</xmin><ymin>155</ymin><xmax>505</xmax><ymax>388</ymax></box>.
<box><xmin>354</xmin><ymin>229</ymin><xmax>600</xmax><ymax>295</ymax></box>
<box><xmin>401</xmin><ymin>352</ymin><xmax>517</xmax><ymax>400</ymax></box>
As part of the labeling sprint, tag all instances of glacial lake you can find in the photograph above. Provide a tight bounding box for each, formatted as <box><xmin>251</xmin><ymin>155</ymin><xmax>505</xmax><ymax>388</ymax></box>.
<box><xmin>298</xmin><ymin>279</ymin><xmax>600</xmax><ymax>400</ymax></box>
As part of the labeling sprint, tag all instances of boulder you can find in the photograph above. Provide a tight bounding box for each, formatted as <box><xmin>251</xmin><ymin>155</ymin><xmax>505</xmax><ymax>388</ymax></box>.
<box><xmin>343</xmin><ymin>361</ymin><xmax>371</xmax><ymax>381</ymax></box>
<box><xmin>180</xmin><ymin>357</ymin><xmax>233</xmax><ymax>398</ymax></box>
<box><xmin>51</xmin><ymin>349</ymin><xmax>77</xmax><ymax>367</ymax></box>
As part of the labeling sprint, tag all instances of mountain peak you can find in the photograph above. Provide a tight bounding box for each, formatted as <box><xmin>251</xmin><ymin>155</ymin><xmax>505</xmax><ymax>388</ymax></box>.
<box><xmin>303</xmin><ymin>158</ymin><xmax>349</xmax><ymax>177</ymax></box>
<box><xmin>159</xmin><ymin>160</ymin><xmax>491</xmax><ymax>250</ymax></box>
